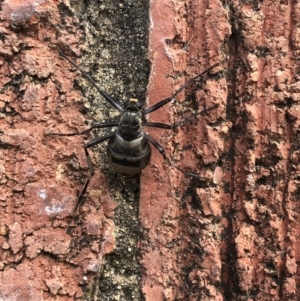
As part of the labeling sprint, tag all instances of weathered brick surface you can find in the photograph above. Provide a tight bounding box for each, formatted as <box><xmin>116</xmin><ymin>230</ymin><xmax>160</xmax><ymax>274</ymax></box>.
<box><xmin>1</xmin><ymin>0</ymin><xmax>300</xmax><ymax>300</ymax></box>
<box><xmin>141</xmin><ymin>0</ymin><xmax>300</xmax><ymax>300</ymax></box>
<box><xmin>0</xmin><ymin>1</ymin><xmax>115</xmax><ymax>299</ymax></box>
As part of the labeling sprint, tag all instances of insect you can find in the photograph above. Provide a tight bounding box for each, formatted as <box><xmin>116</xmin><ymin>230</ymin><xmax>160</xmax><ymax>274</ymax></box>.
<box><xmin>48</xmin><ymin>51</ymin><xmax>220</xmax><ymax>211</ymax></box>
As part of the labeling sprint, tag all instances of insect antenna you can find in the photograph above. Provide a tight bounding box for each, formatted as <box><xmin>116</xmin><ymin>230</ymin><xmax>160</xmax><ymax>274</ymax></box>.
<box><xmin>142</xmin><ymin>62</ymin><xmax>221</xmax><ymax>178</ymax></box>
<box><xmin>143</xmin><ymin>62</ymin><xmax>220</xmax><ymax>115</ymax></box>
<box><xmin>58</xmin><ymin>50</ymin><xmax>123</xmax><ymax>112</ymax></box>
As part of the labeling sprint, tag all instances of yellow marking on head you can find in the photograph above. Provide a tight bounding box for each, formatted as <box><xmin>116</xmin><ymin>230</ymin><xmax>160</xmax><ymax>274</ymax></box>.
<box><xmin>130</xmin><ymin>98</ymin><xmax>139</xmax><ymax>104</ymax></box>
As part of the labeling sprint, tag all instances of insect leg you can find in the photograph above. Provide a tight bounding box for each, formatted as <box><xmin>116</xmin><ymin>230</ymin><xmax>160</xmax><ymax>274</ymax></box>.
<box><xmin>144</xmin><ymin>133</ymin><xmax>198</xmax><ymax>177</ymax></box>
<box><xmin>46</xmin><ymin>122</ymin><xmax>119</xmax><ymax>136</ymax></box>
<box><xmin>143</xmin><ymin>62</ymin><xmax>220</xmax><ymax>115</ymax></box>
<box><xmin>143</xmin><ymin>104</ymin><xmax>218</xmax><ymax>129</ymax></box>
<box><xmin>74</xmin><ymin>132</ymin><xmax>114</xmax><ymax>213</ymax></box>
<box><xmin>144</xmin><ymin>133</ymin><xmax>166</xmax><ymax>158</ymax></box>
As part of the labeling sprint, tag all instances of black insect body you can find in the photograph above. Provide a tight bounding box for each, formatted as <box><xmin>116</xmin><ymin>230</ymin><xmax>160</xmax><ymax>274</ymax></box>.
<box><xmin>49</xmin><ymin>51</ymin><xmax>220</xmax><ymax>211</ymax></box>
<box><xmin>107</xmin><ymin>99</ymin><xmax>151</xmax><ymax>176</ymax></box>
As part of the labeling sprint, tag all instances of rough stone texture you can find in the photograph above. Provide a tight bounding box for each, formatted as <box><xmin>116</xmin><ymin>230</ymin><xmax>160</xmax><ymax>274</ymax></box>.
<box><xmin>141</xmin><ymin>0</ymin><xmax>300</xmax><ymax>300</ymax></box>
<box><xmin>140</xmin><ymin>1</ymin><xmax>228</xmax><ymax>300</ymax></box>
<box><xmin>1</xmin><ymin>0</ymin><xmax>300</xmax><ymax>300</ymax></box>
<box><xmin>0</xmin><ymin>0</ymin><xmax>115</xmax><ymax>299</ymax></box>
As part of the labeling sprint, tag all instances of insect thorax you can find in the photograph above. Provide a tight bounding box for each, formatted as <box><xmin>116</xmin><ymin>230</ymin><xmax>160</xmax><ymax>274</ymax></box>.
<box><xmin>118</xmin><ymin>110</ymin><xmax>143</xmax><ymax>140</ymax></box>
